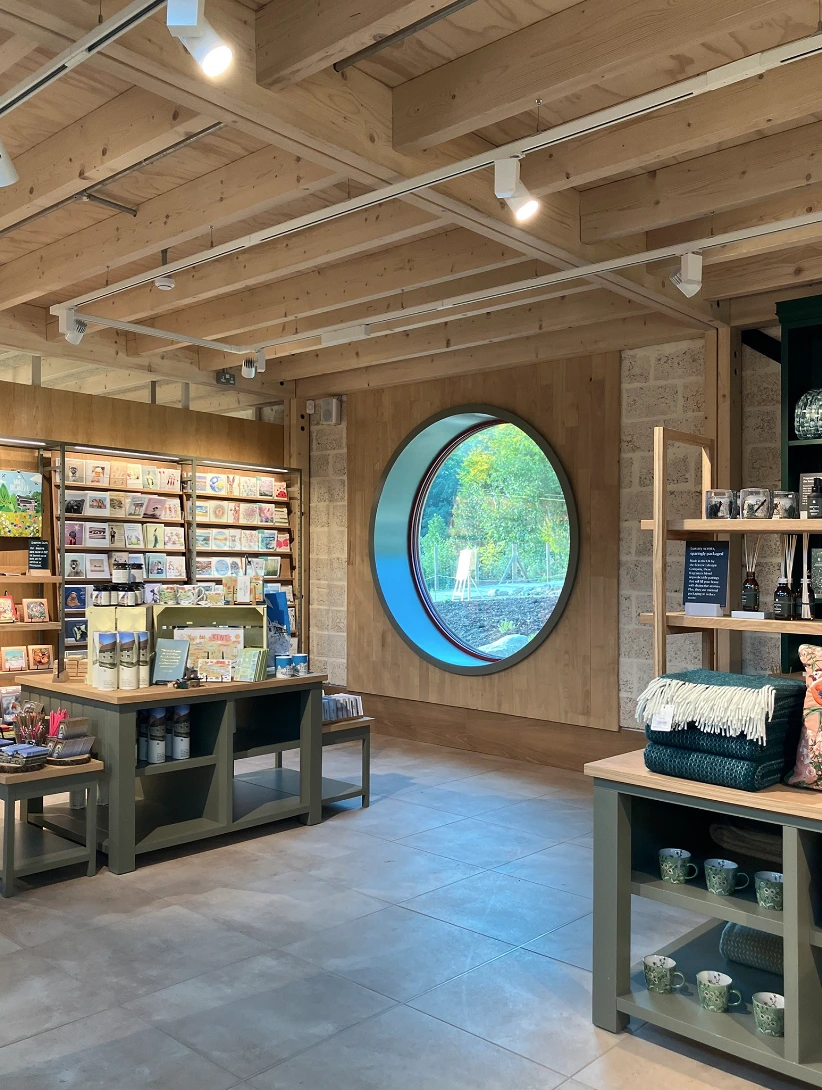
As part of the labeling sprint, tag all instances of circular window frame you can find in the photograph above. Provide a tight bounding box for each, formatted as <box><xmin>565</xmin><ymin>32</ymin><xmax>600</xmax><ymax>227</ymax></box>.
<box><xmin>369</xmin><ymin>404</ymin><xmax>580</xmax><ymax>676</ymax></box>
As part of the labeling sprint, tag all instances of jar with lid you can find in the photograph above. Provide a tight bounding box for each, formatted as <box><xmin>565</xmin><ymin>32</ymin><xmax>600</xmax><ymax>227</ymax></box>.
<box><xmin>773</xmin><ymin>578</ymin><xmax>794</xmax><ymax>620</ymax></box>
<box><xmin>112</xmin><ymin>559</ymin><xmax>129</xmax><ymax>585</ymax></box>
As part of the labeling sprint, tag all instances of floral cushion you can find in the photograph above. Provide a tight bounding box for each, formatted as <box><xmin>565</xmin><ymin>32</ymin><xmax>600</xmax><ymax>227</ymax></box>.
<box><xmin>785</xmin><ymin>644</ymin><xmax>822</xmax><ymax>789</ymax></box>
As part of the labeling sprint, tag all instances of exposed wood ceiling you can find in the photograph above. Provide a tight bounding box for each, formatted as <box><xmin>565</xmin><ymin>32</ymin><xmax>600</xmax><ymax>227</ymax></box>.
<box><xmin>0</xmin><ymin>0</ymin><xmax>816</xmax><ymax>411</ymax></box>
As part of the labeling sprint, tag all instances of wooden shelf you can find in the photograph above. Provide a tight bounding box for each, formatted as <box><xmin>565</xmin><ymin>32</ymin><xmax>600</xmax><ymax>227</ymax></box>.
<box><xmin>63</xmin><ymin>485</ymin><xmax>182</xmax><ymax>496</ymax></box>
<box><xmin>640</xmin><ymin>611</ymin><xmax>822</xmax><ymax>635</ymax></box>
<box><xmin>0</xmin><ymin>621</ymin><xmax>62</xmax><ymax>631</ymax></box>
<box><xmin>191</xmin><ymin>520</ymin><xmax>290</xmax><ymax>529</ymax></box>
<box><xmin>64</xmin><ymin>546</ymin><xmax>186</xmax><ymax>553</ymax></box>
<box><xmin>0</xmin><ymin>574</ymin><xmax>60</xmax><ymax>583</ymax></box>
<box><xmin>196</xmin><ymin>549</ymin><xmax>291</xmax><ymax>556</ymax></box>
<box><xmin>631</xmin><ymin>870</ymin><xmax>784</xmax><ymax>935</ymax></box>
<box><xmin>198</xmin><ymin>575</ymin><xmax>292</xmax><ymax>582</ymax></box>
<box><xmin>640</xmin><ymin>518</ymin><xmax>822</xmax><ymax>533</ymax></box>
<box><xmin>136</xmin><ymin>753</ymin><xmax>218</xmax><ymax>776</ymax></box>
<box><xmin>64</xmin><ymin>514</ymin><xmax>185</xmax><ymax>524</ymax></box>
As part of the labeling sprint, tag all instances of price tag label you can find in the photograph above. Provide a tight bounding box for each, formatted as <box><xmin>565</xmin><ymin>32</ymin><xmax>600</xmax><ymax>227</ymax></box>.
<box><xmin>651</xmin><ymin>704</ymin><xmax>675</xmax><ymax>732</ymax></box>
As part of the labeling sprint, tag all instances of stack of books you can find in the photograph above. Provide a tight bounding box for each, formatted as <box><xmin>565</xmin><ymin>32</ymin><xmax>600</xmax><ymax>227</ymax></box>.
<box><xmin>234</xmin><ymin>647</ymin><xmax>267</xmax><ymax>682</ymax></box>
<box><xmin>46</xmin><ymin>716</ymin><xmax>95</xmax><ymax>760</ymax></box>
<box><xmin>322</xmin><ymin>693</ymin><xmax>364</xmax><ymax>723</ymax></box>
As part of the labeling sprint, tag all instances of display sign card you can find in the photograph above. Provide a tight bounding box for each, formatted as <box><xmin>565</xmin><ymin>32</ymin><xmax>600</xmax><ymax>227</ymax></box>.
<box><xmin>27</xmin><ymin>537</ymin><xmax>49</xmax><ymax>572</ymax></box>
<box><xmin>152</xmin><ymin>638</ymin><xmax>189</xmax><ymax>684</ymax></box>
<box><xmin>683</xmin><ymin>541</ymin><xmax>729</xmax><ymax>607</ymax></box>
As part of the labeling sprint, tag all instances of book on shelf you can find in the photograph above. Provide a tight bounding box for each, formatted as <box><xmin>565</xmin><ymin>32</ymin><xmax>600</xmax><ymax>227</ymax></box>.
<box><xmin>234</xmin><ymin>647</ymin><xmax>266</xmax><ymax>682</ymax></box>
<box><xmin>47</xmin><ymin>735</ymin><xmax>95</xmax><ymax>758</ymax></box>
<box><xmin>322</xmin><ymin>693</ymin><xmax>364</xmax><ymax>722</ymax></box>
<box><xmin>152</xmin><ymin>638</ymin><xmax>189</xmax><ymax>683</ymax></box>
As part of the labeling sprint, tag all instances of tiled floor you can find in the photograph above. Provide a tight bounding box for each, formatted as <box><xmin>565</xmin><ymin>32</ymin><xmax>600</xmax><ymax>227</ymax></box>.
<box><xmin>0</xmin><ymin>736</ymin><xmax>804</xmax><ymax>1089</ymax></box>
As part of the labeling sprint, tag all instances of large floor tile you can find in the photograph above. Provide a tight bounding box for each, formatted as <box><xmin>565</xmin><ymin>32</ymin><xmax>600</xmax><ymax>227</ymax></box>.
<box><xmin>237</xmin><ymin>821</ymin><xmax>383</xmax><ymax>869</ymax></box>
<box><xmin>480</xmin><ymin>798</ymin><xmax>593</xmax><ymax>840</ymax></box>
<box><xmin>410</xmin><ymin>947</ymin><xmax>621</xmax><ymax>1077</ymax></box>
<box><xmin>39</xmin><ymin>903</ymin><xmax>268</xmax><ymax>1003</ymax></box>
<box><xmin>526</xmin><ymin>898</ymin><xmax>711</xmax><ymax>973</ymax></box>
<box><xmin>330</xmin><ymin>796</ymin><xmax>462</xmax><ymax>840</ymax></box>
<box><xmin>120</xmin><ymin>840</ymin><xmax>296</xmax><ymax>898</ymax></box>
<box><xmin>0</xmin><ymin>1007</ymin><xmax>238</xmax><ymax>1090</ymax></box>
<box><xmin>497</xmin><ymin>841</ymin><xmax>593</xmax><ymax>895</ymax></box>
<box><xmin>307</xmin><ymin>839</ymin><xmax>479</xmax><ymax>902</ymax></box>
<box><xmin>249</xmin><ymin>1004</ymin><xmax>564</xmax><ymax>1090</ymax></box>
<box><xmin>126</xmin><ymin>950</ymin><xmax>393</xmax><ymax>1079</ymax></box>
<box><xmin>0</xmin><ymin>947</ymin><xmax>118</xmax><ymax>1047</ymax></box>
<box><xmin>402</xmin><ymin>869</ymin><xmax>591</xmax><ymax>944</ymax></box>
<box><xmin>399</xmin><ymin>816</ymin><xmax>560</xmax><ymax>868</ymax></box>
<box><xmin>465</xmin><ymin>767</ymin><xmax>593</xmax><ymax>805</ymax></box>
<box><xmin>10</xmin><ymin>868</ymin><xmax>166</xmax><ymax>931</ymax></box>
<box><xmin>573</xmin><ymin>1023</ymin><xmax>804</xmax><ymax>1090</ymax></box>
<box><xmin>173</xmin><ymin>870</ymin><xmax>388</xmax><ymax>946</ymax></box>
<box><xmin>283</xmin><ymin>904</ymin><xmax>510</xmax><ymax>1001</ymax></box>
<box><xmin>391</xmin><ymin>775</ymin><xmax>544</xmax><ymax>817</ymax></box>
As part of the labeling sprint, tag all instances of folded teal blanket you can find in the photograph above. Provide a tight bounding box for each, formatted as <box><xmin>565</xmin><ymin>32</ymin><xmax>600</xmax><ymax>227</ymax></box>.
<box><xmin>644</xmin><ymin>741</ymin><xmax>785</xmax><ymax>791</ymax></box>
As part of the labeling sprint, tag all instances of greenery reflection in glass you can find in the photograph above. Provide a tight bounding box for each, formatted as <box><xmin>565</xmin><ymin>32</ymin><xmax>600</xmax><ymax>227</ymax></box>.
<box><xmin>417</xmin><ymin>422</ymin><xmax>571</xmax><ymax>659</ymax></box>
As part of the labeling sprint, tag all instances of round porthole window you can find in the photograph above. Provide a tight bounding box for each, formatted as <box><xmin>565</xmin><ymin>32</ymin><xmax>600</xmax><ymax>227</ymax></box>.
<box><xmin>370</xmin><ymin>406</ymin><xmax>579</xmax><ymax>675</ymax></box>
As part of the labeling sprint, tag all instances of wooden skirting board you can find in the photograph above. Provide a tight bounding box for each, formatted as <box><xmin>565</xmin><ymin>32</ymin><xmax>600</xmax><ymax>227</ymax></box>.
<box><xmin>351</xmin><ymin>692</ymin><xmax>645</xmax><ymax>773</ymax></box>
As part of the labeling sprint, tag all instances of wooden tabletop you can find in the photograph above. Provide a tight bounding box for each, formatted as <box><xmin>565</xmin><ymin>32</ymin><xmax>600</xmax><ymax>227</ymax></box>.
<box><xmin>16</xmin><ymin>674</ymin><xmax>328</xmax><ymax>705</ymax></box>
<box><xmin>0</xmin><ymin>758</ymin><xmax>104</xmax><ymax>786</ymax></box>
<box><xmin>585</xmin><ymin>747</ymin><xmax>822</xmax><ymax>823</ymax></box>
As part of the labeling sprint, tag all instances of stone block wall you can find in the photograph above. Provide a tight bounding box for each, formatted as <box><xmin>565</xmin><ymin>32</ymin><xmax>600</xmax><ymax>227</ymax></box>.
<box><xmin>308</xmin><ymin>397</ymin><xmax>347</xmax><ymax>684</ymax></box>
<box><xmin>618</xmin><ymin>339</ymin><xmax>707</xmax><ymax>726</ymax></box>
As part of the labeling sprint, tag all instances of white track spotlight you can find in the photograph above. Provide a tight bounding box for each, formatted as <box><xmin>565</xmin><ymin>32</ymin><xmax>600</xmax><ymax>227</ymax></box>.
<box><xmin>670</xmin><ymin>252</ymin><xmax>703</xmax><ymax>298</ymax></box>
<box><xmin>241</xmin><ymin>356</ymin><xmax>257</xmax><ymax>379</ymax></box>
<box><xmin>494</xmin><ymin>157</ymin><xmax>539</xmax><ymax>222</ymax></box>
<box><xmin>0</xmin><ymin>139</ymin><xmax>17</xmax><ymax>187</ymax></box>
<box><xmin>59</xmin><ymin>308</ymin><xmax>87</xmax><ymax>346</ymax></box>
<box><xmin>167</xmin><ymin>1</ymin><xmax>233</xmax><ymax>77</ymax></box>
<box><xmin>255</xmin><ymin>349</ymin><xmax>267</xmax><ymax>374</ymax></box>
<box><xmin>154</xmin><ymin>274</ymin><xmax>175</xmax><ymax>291</ymax></box>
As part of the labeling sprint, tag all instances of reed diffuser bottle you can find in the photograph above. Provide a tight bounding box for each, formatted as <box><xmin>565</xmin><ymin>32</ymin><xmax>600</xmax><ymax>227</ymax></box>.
<box><xmin>742</xmin><ymin>535</ymin><xmax>761</xmax><ymax>612</ymax></box>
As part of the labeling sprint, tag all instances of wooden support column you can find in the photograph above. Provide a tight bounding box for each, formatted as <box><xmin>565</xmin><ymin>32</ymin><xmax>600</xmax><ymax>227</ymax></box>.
<box><xmin>284</xmin><ymin>400</ymin><xmax>311</xmax><ymax>656</ymax></box>
<box><xmin>705</xmin><ymin>327</ymin><xmax>743</xmax><ymax>672</ymax></box>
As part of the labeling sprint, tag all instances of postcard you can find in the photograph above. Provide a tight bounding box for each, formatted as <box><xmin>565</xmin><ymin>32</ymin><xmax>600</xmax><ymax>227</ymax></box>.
<box><xmin>27</xmin><ymin>645</ymin><xmax>52</xmax><ymax>671</ymax></box>
<box><xmin>257</xmin><ymin>504</ymin><xmax>275</xmax><ymax>525</ymax></box>
<box><xmin>108</xmin><ymin>491</ymin><xmax>126</xmax><ymax>517</ymax></box>
<box><xmin>194</xmin><ymin>528</ymin><xmax>213</xmax><ymax>549</ymax></box>
<box><xmin>141</xmin><ymin>465</ymin><xmax>159</xmax><ymax>490</ymax></box>
<box><xmin>212</xmin><ymin>528</ymin><xmax>230</xmax><ymax>550</ymax></box>
<box><xmin>195</xmin><ymin>557</ymin><xmax>214</xmax><ymax>578</ymax></box>
<box><xmin>63</xmin><ymin>585</ymin><xmax>87</xmax><ymax>611</ymax></box>
<box><xmin>85</xmin><ymin>460</ymin><xmax>110</xmax><ymax>487</ymax></box>
<box><xmin>124</xmin><ymin>523</ymin><xmax>144</xmax><ymax>548</ymax></box>
<box><xmin>242</xmin><ymin>529</ymin><xmax>258</xmax><ymax>551</ymax></box>
<box><xmin>64</xmin><ymin>458</ymin><xmax>86</xmax><ymax>486</ymax></box>
<box><xmin>109</xmin><ymin>462</ymin><xmax>129</xmax><ymax>488</ymax></box>
<box><xmin>65</xmin><ymin>554</ymin><xmax>86</xmax><ymax>579</ymax></box>
<box><xmin>224</xmin><ymin>473</ymin><xmax>240</xmax><ymax>497</ymax></box>
<box><xmin>228</xmin><ymin>528</ymin><xmax>243</xmax><ymax>551</ymax></box>
<box><xmin>85</xmin><ymin>522</ymin><xmax>108</xmax><ymax>545</ymax></box>
<box><xmin>125</xmin><ymin>494</ymin><xmax>147</xmax><ymax>518</ymax></box>
<box><xmin>207</xmin><ymin>473</ymin><xmax>226</xmax><ymax>495</ymax></box>
<box><xmin>1</xmin><ymin>646</ymin><xmax>27</xmax><ymax>671</ymax></box>
<box><xmin>166</xmin><ymin>555</ymin><xmax>186</xmax><ymax>579</ymax></box>
<box><xmin>143</xmin><ymin>523</ymin><xmax>165</xmax><ymax>550</ymax></box>
<box><xmin>64</xmin><ymin>492</ymin><xmax>86</xmax><ymax>515</ymax></box>
<box><xmin>164</xmin><ymin>526</ymin><xmax>184</xmax><ymax>550</ymax></box>
<box><xmin>64</xmin><ymin>521</ymin><xmax>84</xmax><ymax>547</ymax></box>
<box><xmin>240</xmin><ymin>476</ymin><xmax>258</xmax><ymax>498</ymax></box>
<box><xmin>21</xmin><ymin>598</ymin><xmax>49</xmax><ymax>624</ymax></box>
<box><xmin>275</xmin><ymin>532</ymin><xmax>290</xmax><ymax>552</ymax></box>
<box><xmin>240</xmin><ymin>503</ymin><xmax>258</xmax><ymax>525</ymax></box>
<box><xmin>126</xmin><ymin>463</ymin><xmax>143</xmax><ymax>487</ymax></box>
<box><xmin>146</xmin><ymin>553</ymin><xmax>167</xmax><ymax>578</ymax></box>
<box><xmin>85</xmin><ymin>491</ymin><xmax>109</xmax><ymax>516</ymax></box>
<box><xmin>64</xmin><ymin>617</ymin><xmax>88</xmax><ymax>644</ymax></box>
<box><xmin>209</xmin><ymin>500</ymin><xmax>229</xmax><ymax>523</ymax></box>
<box><xmin>108</xmin><ymin>523</ymin><xmax>126</xmax><ymax>549</ymax></box>
<box><xmin>85</xmin><ymin>554</ymin><xmax>110</xmax><ymax>578</ymax></box>
<box><xmin>143</xmin><ymin>495</ymin><xmax>165</xmax><ymax>520</ymax></box>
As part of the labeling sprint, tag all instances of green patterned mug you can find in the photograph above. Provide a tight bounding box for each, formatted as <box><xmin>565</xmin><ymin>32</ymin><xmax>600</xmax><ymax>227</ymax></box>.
<box><xmin>697</xmin><ymin>970</ymin><xmax>742</xmax><ymax>1013</ymax></box>
<box><xmin>704</xmin><ymin>858</ymin><xmax>749</xmax><ymax>897</ymax></box>
<box><xmin>754</xmin><ymin>871</ymin><xmax>784</xmax><ymax>912</ymax></box>
<box><xmin>752</xmin><ymin>991</ymin><xmax>784</xmax><ymax>1036</ymax></box>
<box><xmin>643</xmin><ymin>955</ymin><xmax>685</xmax><ymax>994</ymax></box>
<box><xmin>659</xmin><ymin>848</ymin><xmax>698</xmax><ymax>884</ymax></box>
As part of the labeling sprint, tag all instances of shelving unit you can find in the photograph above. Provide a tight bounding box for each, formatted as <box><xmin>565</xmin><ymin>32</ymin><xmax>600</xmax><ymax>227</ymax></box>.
<box><xmin>587</xmin><ymin>750</ymin><xmax>822</xmax><ymax>1087</ymax></box>
<box><xmin>641</xmin><ymin>426</ymin><xmax>822</xmax><ymax>674</ymax></box>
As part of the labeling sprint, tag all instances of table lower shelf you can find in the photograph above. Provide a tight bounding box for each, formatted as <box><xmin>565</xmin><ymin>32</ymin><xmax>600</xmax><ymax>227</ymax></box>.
<box><xmin>618</xmin><ymin>921</ymin><xmax>822</xmax><ymax>1086</ymax></box>
<box><xmin>632</xmin><ymin>870</ymin><xmax>784</xmax><ymax>936</ymax></box>
<box><xmin>0</xmin><ymin>816</ymin><xmax>91</xmax><ymax>881</ymax></box>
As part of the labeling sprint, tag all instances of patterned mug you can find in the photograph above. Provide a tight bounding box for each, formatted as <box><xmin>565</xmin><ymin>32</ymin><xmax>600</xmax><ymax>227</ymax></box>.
<box><xmin>643</xmin><ymin>955</ymin><xmax>685</xmax><ymax>994</ymax></box>
<box><xmin>752</xmin><ymin>991</ymin><xmax>784</xmax><ymax>1036</ymax></box>
<box><xmin>754</xmin><ymin>871</ymin><xmax>784</xmax><ymax>912</ymax></box>
<box><xmin>697</xmin><ymin>970</ymin><xmax>742</xmax><ymax>1013</ymax></box>
<box><xmin>704</xmin><ymin>858</ymin><xmax>749</xmax><ymax>897</ymax></box>
<box><xmin>659</xmin><ymin>848</ymin><xmax>698</xmax><ymax>884</ymax></box>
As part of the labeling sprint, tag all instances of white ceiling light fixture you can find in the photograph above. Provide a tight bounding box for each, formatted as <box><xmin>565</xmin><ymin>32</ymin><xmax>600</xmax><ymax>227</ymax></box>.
<box><xmin>59</xmin><ymin>308</ymin><xmax>87</xmax><ymax>346</ymax></box>
<box><xmin>494</xmin><ymin>158</ymin><xmax>540</xmax><ymax>222</ymax></box>
<box><xmin>670</xmin><ymin>252</ymin><xmax>703</xmax><ymax>298</ymax></box>
<box><xmin>241</xmin><ymin>356</ymin><xmax>257</xmax><ymax>379</ymax></box>
<box><xmin>255</xmin><ymin>349</ymin><xmax>267</xmax><ymax>374</ymax></box>
<box><xmin>167</xmin><ymin>0</ymin><xmax>233</xmax><ymax>78</ymax></box>
<box><xmin>0</xmin><ymin>139</ymin><xmax>17</xmax><ymax>188</ymax></box>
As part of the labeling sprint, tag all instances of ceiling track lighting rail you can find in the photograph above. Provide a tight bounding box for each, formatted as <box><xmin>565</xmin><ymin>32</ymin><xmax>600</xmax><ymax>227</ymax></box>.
<box><xmin>55</xmin><ymin>26</ymin><xmax>822</xmax><ymax>318</ymax></box>
<box><xmin>333</xmin><ymin>0</ymin><xmax>482</xmax><ymax>72</ymax></box>
<box><xmin>80</xmin><ymin>193</ymin><xmax>137</xmax><ymax>217</ymax></box>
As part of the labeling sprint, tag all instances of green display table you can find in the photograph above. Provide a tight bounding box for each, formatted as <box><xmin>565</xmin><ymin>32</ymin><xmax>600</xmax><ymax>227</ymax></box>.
<box><xmin>586</xmin><ymin>750</ymin><xmax>822</xmax><ymax>1087</ymax></box>
<box><xmin>18</xmin><ymin>674</ymin><xmax>326</xmax><ymax>874</ymax></box>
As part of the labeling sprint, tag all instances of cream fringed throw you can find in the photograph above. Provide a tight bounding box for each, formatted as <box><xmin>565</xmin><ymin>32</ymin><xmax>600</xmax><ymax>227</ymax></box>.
<box><xmin>636</xmin><ymin>671</ymin><xmax>775</xmax><ymax>745</ymax></box>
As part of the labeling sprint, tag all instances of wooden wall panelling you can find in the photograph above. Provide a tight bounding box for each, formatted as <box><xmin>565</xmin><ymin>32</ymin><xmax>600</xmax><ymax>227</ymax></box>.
<box><xmin>357</xmin><ymin>693</ymin><xmax>646</xmax><ymax>773</ymax></box>
<box><xmin>346</xmin><ymin>352</ymin><xmax>621</xmax><ymax>730</ymax></box>
<box><xmin>284</xmin><ymin>399</ymin><xmax>310</xmax><ymax>655</ymax></box>
<box><xmin>0</xmin><ymin>381</ymin><xmax>284</xmax><ymax>465</ymax></box>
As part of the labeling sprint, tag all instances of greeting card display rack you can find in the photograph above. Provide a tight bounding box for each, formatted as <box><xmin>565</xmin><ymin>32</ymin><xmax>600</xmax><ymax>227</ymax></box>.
<box><xmin>42</xmin><ymin>443</ymin><xmax>303</xmax><ymax>672</ymax></box>
<box><xmin>639</xmin><ymin>426</ymin><xmax>822</xmax><ymax>676</ymax></box>
<box><xmin>0</xmin><ymin>438</ymin><xmax>63</xmax><ymax>677</ymax></box>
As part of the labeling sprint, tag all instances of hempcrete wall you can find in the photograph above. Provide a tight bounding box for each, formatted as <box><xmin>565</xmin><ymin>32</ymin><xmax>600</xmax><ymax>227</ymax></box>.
<box><xmin>308</xmin><ymin>397</ymin><xmax>347</xmax><ymax>684</ymax></box>
<box><xmin>310</xmin><ymin>343</ymin><xmax>780</xmax><ymax>710</ymax></box>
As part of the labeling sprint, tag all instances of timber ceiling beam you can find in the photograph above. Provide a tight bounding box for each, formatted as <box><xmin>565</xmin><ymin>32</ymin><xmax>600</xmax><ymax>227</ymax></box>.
<box><xmin>391</xmin><ymin>0</ymin><xmax>816</xmax><ymax>151</ymax></box>
<box><xmin>272</xmin><ymin>291</ymin><xmax>649</xmax><ymax>379</ymax></box>
<box><xmin>704</xmin><ymin>243</ymin><xmax>822</xmax><ymax>300</ymax></box>
<box><xmin>0</xmin><ymin>0</ymin><xmax>720</xmax><ymax>330</ymax></box>
<box><xmin>520</xmin><ymin>52</ymin><xmax>822</xmax><ymax>198</ymax></box>
<box><xmin>87</xmin><ymin>202</ymin><xmax>444</xmax><ymax>328</ymax></box>
<box><xmin>0</xmin><ymin>86</ymin><xmax>214</xmax><ymax>232</ymax></box>
<box><xmin>256</xmin><ymin>0</ymin><xmax>459</xmax><ymax>89</ymax></box>
<box><xmin>0</xmin><ymin>33</ymin><xmax>38</xmax><ymax>73</ymax></box>
<box><xmin>580</xmin><ymin>119</ymin><xmax>822</xmax><ymax>243</ymax></box>
<box><xmin>0</xmin><ymin>144</ymin><xmax>340</xmax><ymax>309</ymax></box>
<box><xmin>729</xmin><ymin>284</ymin><xmax>822</xmax><ymax>328</ymax></box>
<box><xmin>131</xmin><ymin>227</ymin><xmax>530</xmax><ymax>352</ymax></box>
<box><xmin>294</xmin><ymin>312</ymin><xmax>697</xmax><ymax>396</ymax></box>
